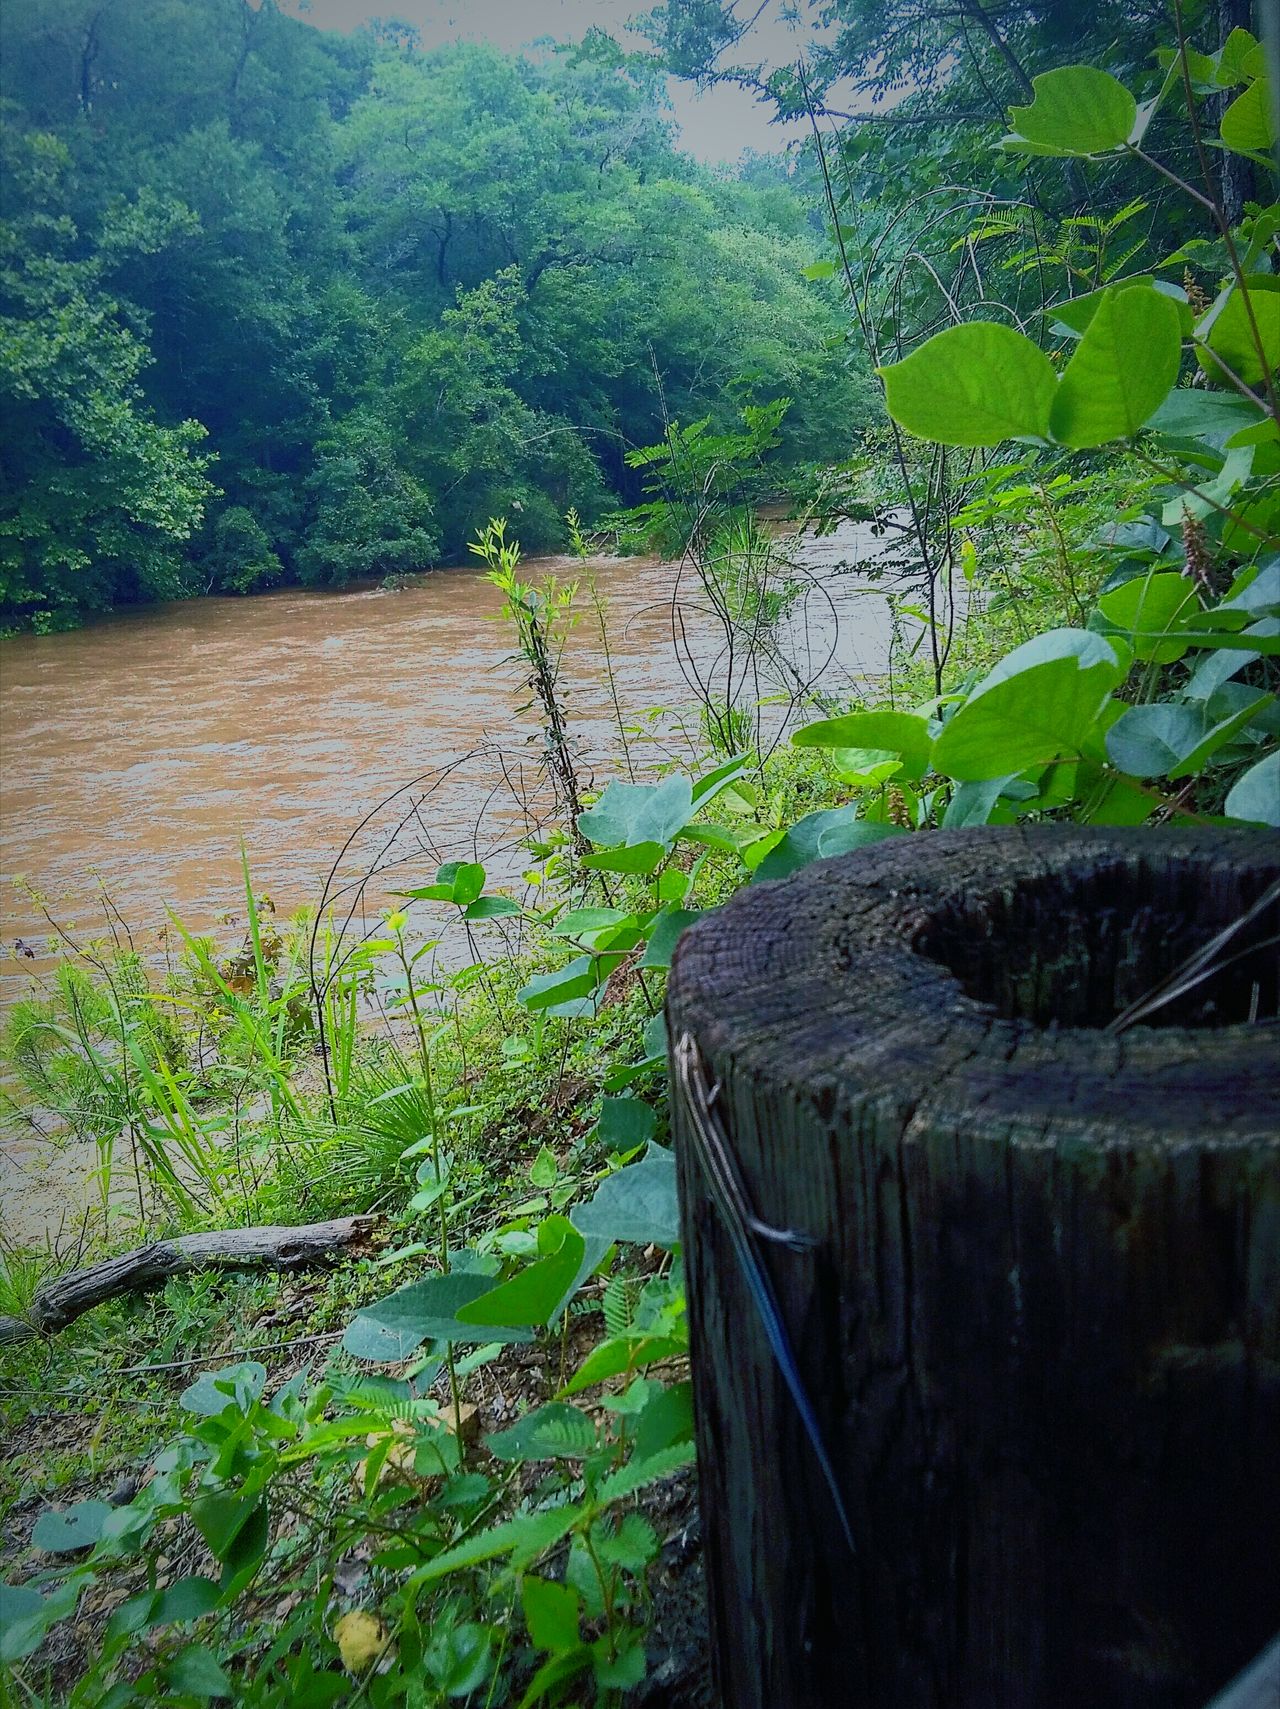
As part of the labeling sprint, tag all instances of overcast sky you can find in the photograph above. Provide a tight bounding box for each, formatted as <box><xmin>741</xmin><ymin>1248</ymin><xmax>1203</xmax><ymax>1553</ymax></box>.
<box><xmin>281</xmin><ymin>0</ymin><xmax>819</xmax><ymax>162</ymax></box>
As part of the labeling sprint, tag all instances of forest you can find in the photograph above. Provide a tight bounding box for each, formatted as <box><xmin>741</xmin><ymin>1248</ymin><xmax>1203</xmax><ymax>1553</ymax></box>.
<box><xmin>0</xmin><ymin>0</ymin><xmax>1278</xmax><ymax>1705</ymax></box>
<box><xmin>0</xmin><ymin>0</ymin><xmax>870</xmax><ymax>629</ymax></box>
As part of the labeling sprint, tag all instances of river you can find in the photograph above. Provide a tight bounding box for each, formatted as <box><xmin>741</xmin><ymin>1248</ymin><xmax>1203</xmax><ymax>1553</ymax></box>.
<box><xmin>0</xmin><ymin>522</ymin><xmax>901</xmax><ymax>978</ymax></box>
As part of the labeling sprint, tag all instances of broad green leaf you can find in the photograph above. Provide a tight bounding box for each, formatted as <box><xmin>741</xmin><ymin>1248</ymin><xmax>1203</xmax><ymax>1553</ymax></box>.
<box><xmin>1095</xmin><ymin>572</ymin><xmax>1199</xmax><ymax>662</ymax></box>
<box><xmin>791</xmin><ymin>709</ymin><xmax>932</xmax><ymax>779</ymax></box>
<box><xmin>518</xmin><ymin>1648</ymin><xmax>592</xmax><ymax>1709</ymax></box>
<box><xmin>1221</xmin><ymin>74</ymin><xmax>1275</xmax><ymax>156</ymax></box>
<box><xmin>579</xmin><ymin>842</ymin><xmax>666</xmax><ymax>875</ymax></box>
<box><xmin>1105</xmin><ymin>704</ymin><xmax>1207</xmax><ymax>777</ymax></box>
<box><xmin>689</xmin><ymin>753</ymin><xmax>752</xmax><ymax>811</ymax></box>
<box><xmin>0</xmin><ymin>1584</ymin><xmax>44</xmax><ymax>1663</ymax></box>
<box><xmin>598</xmin><ymin>1096</ymin><xmax>657</xmax><ymax>1149</ymax></box>
<box><xmin>751</xmin><ymin>811</ymin><xmax>902</xmax><ymax>883</ymax></box>
<box><xmin>578</xmin><ymin>776</ymin><xmax>693</xmax><ymax>849</ymax></box>
<box><xmin>456</xmin><ymin>1219</ymin><xmax>586</xmax><ymax>1328</ymax></box>
<box><xmin>152</xmin><ymin>1577</ymin><xmax>222</xmax><ymax>1626</ymax></box>
<box><xmin>523</xmin><ymin>1576</ymin><xmax>581</xmax><ymax>1653</ymax></box>
<box><xmin>1170</xmin><ymin>695</ymin><xmax>1273</xmax><ymax>778</ymax></box>
<box><xmin>488</xmin><ymin>1404</ymin><xmax>597</xmax><ymax>1463</ymax></box>
<box><xmin>180</xmin><ymin>1362</ymin><xmax>267</xmax><ymax>1418</ymax></box>
<box><xmin>1050</xmin><ymin>287</ymin><xmax>1182</xmax><ymax>448</ymax></box>
<box><xmin>1002</xmin><ymin>66</ymin><xmax>1137</xmax><ymax>156</ymax></box>
<box><xmin>32</xmin><ymin>1500</ymin><xmax>113</xmax><ymax>1553</ymax></box>
<box><xmin>932</xmin><ymin>629</ymin><xmax>1126</xmax><ymax>781</ymax></box>
<box><xmin>640</xmin><ymin>906</ymin><xmax>700</xmax><ymax>970</ymax></box>
<box><xmin>878</xmin><ymin>323</ymin><xmax>1057</xmax><ymax>446</ymax></box>
<box><xmin>164</xmin><ymin>1645</ymin><xmax>232</xmax><ymax>1699</ymax></box>
<box><xmin>1225</xmin><ymin>751</ymin><xmax>1280</xmax><ymax>824</ymax></box>
<box><xmin>191</xmin><ymin>1492</ymin><xmax>266</xmax><ymax>1567</ymax></box>
<box><xmin>632</xmin><ymin>1381</ymin><xmax>694</xmax><ymax>1463</ymax></box>
<box><xmin>942</xmin><ymin>775</ymin><xmax>1016</xmax><ymax>827</ymax></box>
<box><xmin>1046</xmin><ymin>277</ymin><xmax>1191</xmax><ymax>341</ymax></box>
<box><xmin>463</xmin><ymin>895</ymin><xmax>522</xmax><ymax>920</ymax></box>
<box><xmin>1196</xmin><ymin>277</ymin><xmax>1280</xmax><ymax>388</ymax></box>
<box><xmin>518</xmin><ymin>956</ymin><xmax>603</xmax><ymax>1012</ymax></box>
<box><xmin>346</xmin><ymin>1271</ymin><xmax>533</xmax><ymax>1356</ymax></box>
<box><xmin>801</xmin><ymin>260</ymin><xmax>837</xmax><ymax>280</ymax></box>
<box><xmin>571</xmin><ymin>1146</ymin><xmax>679</xmax><ymax>1247</ymax></box>
<box><xmin>1148</xmin><ymin>388</ymin><xmax>1267</xmax><ymax>449</ymax></box>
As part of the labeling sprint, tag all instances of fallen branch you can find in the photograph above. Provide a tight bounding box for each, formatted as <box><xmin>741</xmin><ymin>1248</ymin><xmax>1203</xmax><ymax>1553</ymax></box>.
<box><xmin>0</xmin><ymin>1217</ymin><xmax>380</xmax><ymax>1346</ymax></box>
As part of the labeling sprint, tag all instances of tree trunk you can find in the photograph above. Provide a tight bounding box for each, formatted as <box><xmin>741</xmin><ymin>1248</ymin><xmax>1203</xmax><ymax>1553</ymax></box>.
<box><xmin>0</xmin><ymin>1216</ymin><xmax>380</xmax><ymax>1344</ymax></box>
<box><xmin>1214</xmin><ymin>0</ymin><xmax>1257</xmax><ymax>225</ymax></box>
<box><xmin>667</xmin><ymin>826</ymin><xmax>1280</xmax><ymax>1709</ymax></box>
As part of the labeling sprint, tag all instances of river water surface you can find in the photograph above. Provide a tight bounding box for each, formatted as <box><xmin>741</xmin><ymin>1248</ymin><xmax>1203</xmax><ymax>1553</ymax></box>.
<box><xmin>1</xmin><ymin>523</ymin><xmax>900</xmax><ymax>971</ymax></box>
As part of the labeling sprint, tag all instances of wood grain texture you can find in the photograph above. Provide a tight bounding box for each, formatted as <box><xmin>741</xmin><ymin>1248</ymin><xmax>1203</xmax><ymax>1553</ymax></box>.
<box><xmin>667</xmin><ymin>826</ymin><xmax>1280</xmax><ymax>1709</ymax></box>
<box><xmin>0</xmin><ymin>1216</ymin><xmax>380</xmax><ymax>1343</ymax></box>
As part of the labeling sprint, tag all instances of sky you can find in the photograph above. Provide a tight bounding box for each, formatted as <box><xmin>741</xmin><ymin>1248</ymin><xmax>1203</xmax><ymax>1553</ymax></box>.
<box><xmin>281</xmin><ymin>0</ymin><xmax>819</xmax><ymax>162</ymax></box>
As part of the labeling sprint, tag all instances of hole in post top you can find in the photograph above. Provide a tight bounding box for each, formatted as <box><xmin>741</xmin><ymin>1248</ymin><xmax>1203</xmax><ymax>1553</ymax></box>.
<box><xmin>912</xmin><ymin>861</ymin><xmax>1280</xmax><ymax>1030</ymax></box>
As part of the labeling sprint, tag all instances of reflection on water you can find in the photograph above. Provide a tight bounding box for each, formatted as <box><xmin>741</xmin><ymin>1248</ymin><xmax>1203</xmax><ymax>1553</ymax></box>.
<box><xmin>0</xmin><ymin>522</ymin><xmax>899</xmax><ymax>975</ymax></box>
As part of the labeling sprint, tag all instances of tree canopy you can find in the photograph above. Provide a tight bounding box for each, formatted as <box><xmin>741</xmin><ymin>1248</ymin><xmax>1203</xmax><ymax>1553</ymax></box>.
<box><xmin>0</xmin><ymin>0</ymin><xmax>870</xmax><ymax>628</ymax></box>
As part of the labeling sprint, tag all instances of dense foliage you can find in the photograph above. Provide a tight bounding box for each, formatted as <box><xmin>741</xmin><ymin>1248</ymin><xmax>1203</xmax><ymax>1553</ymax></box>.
<box><xmin>0</xmin><ymin>0</ymin><xmax>870</xmax><ymax>629</ymax></box>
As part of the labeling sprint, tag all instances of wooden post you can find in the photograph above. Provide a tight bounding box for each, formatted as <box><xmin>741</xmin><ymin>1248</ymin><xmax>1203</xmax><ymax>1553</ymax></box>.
<box><xmin>667</xmin><ymin>826</ymin><xmax>1280</xmax><ymax>1709</ymax></box>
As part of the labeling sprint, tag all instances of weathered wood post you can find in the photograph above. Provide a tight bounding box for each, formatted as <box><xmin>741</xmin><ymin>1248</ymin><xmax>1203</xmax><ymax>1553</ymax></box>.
<box><xmin>667</xmin><ymin>826</ymin><xmax>1280</xmax><ymax>1709</ymax></box>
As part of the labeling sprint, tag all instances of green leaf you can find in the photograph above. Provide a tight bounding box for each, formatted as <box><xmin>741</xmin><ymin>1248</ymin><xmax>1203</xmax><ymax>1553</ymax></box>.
<box><xmin>523</xmin><ymin>1576</ymin><xmax>581</xmax><ymax>1654</ymax></box>
<box><xmin>1225</xmin><ymin>751</ymin><xmax>1280</xmax><ymax>824</ymax></box>
<box><xmin>942</xmin><ymin>775</ymin><xmax>1016</xmax><ymax>827</ymax></box>
<box><xmin>32</xmin><ymin>1499</ymin><xmax>113</xmax><ymax>1553</ymax></box>
<box><xmin>1002</xmin><ymin>66</ymin><xmax>1137</xmax><ymax>156</ymax></box>
<box><xmin>0</xmin><ymin>1583</ymin><xmax>48</xmax><ymax>1662</ymax></box>
<box><xmin>562</xmin><ymin>1332</ymin><xmax>687</xmax><ymax>1396</ymax></box>
<box><xmin>180</xmin><ymin>1362</ymin><xmax>267</xmax><ymax>1418</ymax></box>
<box><xmin>1221</xmin><ymin>74</ymin><xmax>1275</xmax><ymax>156</ymax></box>
<box><xmin>1105</xmin><ymin>704</ymin><xmax>1207</xmax><ymax>777</ymax></box>
<box><xmin>801</xmin><ymin>260</ymin><xmax>837</xmax><ymax>280</ymax></box>
<box><xmin>1095</xmin><ymin>571</ymin><xmax>1200</xmax><ymax>662</ymax></box>
<box><xmin>593</xmin><ymin>1631</ymin><xmax>647</xmax><ymax>1690</ymax></box>
<box><xmin>1196</xmin><ymin>277</ymin><xmax>1280</xmax><ymax>388</ymax></box>
<box><xmin>594</xmin><ymin>1440</ymin><xmax>698</xmax><ymax>1505</ymax></box>
<box><xmin>346</xmin><ymin>1271</ymin><xmax>533</xmax><ymax>1357</ymax></box>
<box><xmin>640</xmin><ymin>907</ymin><xmax>700</xmax><ymax>970</ymax></box>
<box><xmin>191</xmin><ymin>1492</ymin><xmax>266</xmax><ymax>1567</ymax></box>
<box><xmin>164</xmin><ymin>1645</ymin><xmax>232</xmax><ymax>1699</ymax></box>
<box><xmin>751</xmin><ymin>811</ymin><xmax>902</xmax><ymax>884</ymax></box>
<box><xmin>878</xmin><ymin>323</ymin><xmax>1057</xmax><ymax>446</ymax></box>
<box><xmin>632</xmin><ymin>1381</ymin><xmax>694</xmax><ymax>1463</ymax></box>
<box><xmin>598</xmin><ymin>1096</ymin><xmax>657</xmax><ymax>1149</ymax></box>
<box><xmin>791</xmin><ymin>709</ymin><xmax>932</xmax><ymax>779</ymax></box>
<box><xmin>1046</xmin><ymin>277</ymin><xmax>1191</xmax><ymax>341</ymax></box>
<box><xmin>518</xmin><ymin>1647</ymin><xmax>592</xmax><ymax>1709</ymax></box>
<box><xmin>1050</xmin><ymin>287</ymin><xmax>1182</xmax><ymax>448</ymax></box>
<box><xmin>518</xmin><ymin>956</ymin><xmax>603</xmax><ymax>1012</ymax></box>
<box><xmin>456</xmin><ymin>1219</ymin><xmax>586</xmax><ymax>1328</ymax></box>
<box><xmin>932</xmin><ymin>629</ymin><xmax>1127</xmax><ymax>781</ymax></box>
<box><xmin>578</xmin><ymin>776</ymin><xmax>693</xmax><ymax>849</ymax></box>
<box><xmin>1148</xmin><ymin>388</ymin><xmax>1266</xmax><ymax>449</ymax></box>
<box><xmin>463</xmin><ymin>895</ymin><xmax>522</xmax><ymax>920</ymax></box>
<box><xmin>579</xmin><ymin>841</ymin><xmax>666</xmax><ymax>875</ymax></box>
<box><xmin>571</xmin><ymin>1146</ymin><xmax>679</xmax><ymax>1247</ymax></box>
<box><xmin>488</xmin><ymin>1402</ymin><xmax>598</xmax><ymax>1463</ymax></box>
<box><xmin>1170</xmin><ymin>695</ymin><xmax>1273</xmax><ymax>778</ymax></box>
<box><xmin>152</xmin><ymin>1576</ymin><xmax>222</xmax><ymax>1626</ymax></box>
<box><xmin>411</xmin><ymin>1506</ymin><xmax>584</xmax><ymax>1586</ymax></box>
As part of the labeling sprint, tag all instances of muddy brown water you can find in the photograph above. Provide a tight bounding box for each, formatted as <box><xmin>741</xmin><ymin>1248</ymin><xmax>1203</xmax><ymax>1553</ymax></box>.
<box><xmin>0</xmin><ymin>524</ymin><xmax>900</xmax><ymax>1237</ymax></box>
